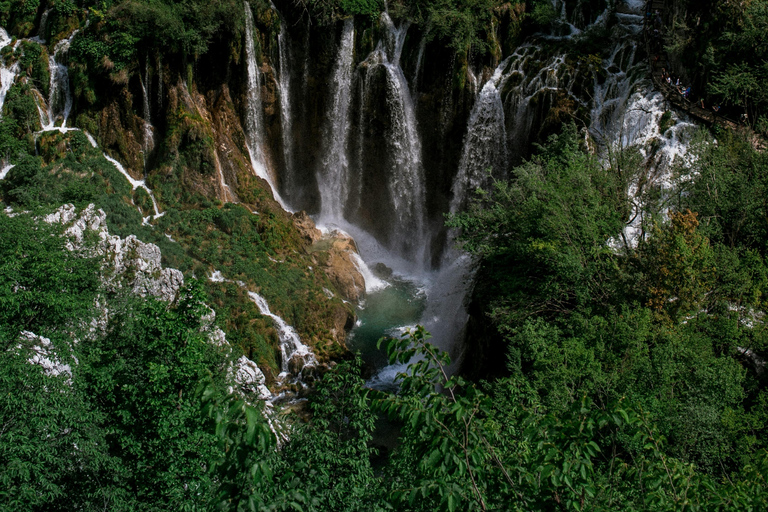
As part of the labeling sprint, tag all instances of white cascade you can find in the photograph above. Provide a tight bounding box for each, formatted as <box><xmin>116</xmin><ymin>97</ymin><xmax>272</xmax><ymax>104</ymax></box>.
<box><xmin>247</xmin><ymin>291</ymin><xmax>317</xmax><ymax>378</ymax></box>
<box><xmin>372</xmin><ymin>12</ymin><xmax>428</xmax><ymax>263</ymax></box>
<box><xmin>0</xmin><ymin>163</ymin><xmax>14</xmax><ymax>179</ymax></box>
<box><xmin>350</xmin><ymin>252</ymin><xmax>389</xmax><ymax>293</ymax></box>
<box><xmin>450</xmin><ymin>57</ymin><xmax>511</xmax><ymax>214</ymax></box>
<box><xmin>411</xmin><ymin>32</ymin><xmax>426</xmax><ymax>91</ymax></box>
<box><xmin>43</xmin><ymin>31</ymin><xmax>77</xmax><ymax>130</ymax></box>
<box><xmin>102</xmin><ymin>153</ymin><xmax>163</xmax><ymax>220</ymax></box>
<box><xmin>37</xmin><ymin>9</ymin><xmax>51</xmax><ymax>41</ymax></box>
<box><xmin>276</xmin><ymin>12</ymin><xmax>294</xmax><ymax>188</ymax></box>
<box><xmin>214</xmin><ymin>149</ymin><xmax>235</xmax><ymax>202</ymax></box>
<box><xmin>243</xmin><ymin>1</ymin><xmax>289</xmax><ymax>209</ymax></box>
<box><xmin>318</xmin><ymin>18</ymin><xmax>355</xmax><ymax>220</ymax></box>
<box><xmin>140</xmin><ymin>59</ymin><xmax>154</xmax><ymax>154</ymax></box>
<box><xmin>0</xmin><ymin>28</ymin><xmax>19</xmax><ymax>117</ymax></box>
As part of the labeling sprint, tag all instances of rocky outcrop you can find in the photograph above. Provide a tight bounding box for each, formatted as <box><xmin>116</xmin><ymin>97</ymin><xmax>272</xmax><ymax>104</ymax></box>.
<box><xmin>45</xmin><ymin>204</ymin><xmax>183</xmax><ymax>302</ymax></box>
<box><xmin>234</xmin><ymin>355</ymin><xmax>272</xmax><ymax>400</ymax></box>
<box><xmin>34</xmin><ymin>203</ymin><xmax>275</xmax><ymax>402</ymax></box>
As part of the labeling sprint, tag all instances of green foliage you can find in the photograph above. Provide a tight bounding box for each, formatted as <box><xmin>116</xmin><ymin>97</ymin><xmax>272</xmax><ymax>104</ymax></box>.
<box><xmin>409</xmin><ymin>0</ymin><xmax>502</xmax><ymax>53</ymax></box>
<box><xmin>277</xmin><ymin>357</ymin><xmax>383</xmax><ymax>511</ymax></box>
<box><xmin>76</xmin><ymin>282</ymin><xmax>231</xmax><ymax>509</ymax></box>
<box><xmin>69</xmin><ymin>0</ymin><xmax>246</xmax><ymax>75</ymax></box>
<box><xmin>0</xmin><ymin>339</ymin><xmax>114</xmax><ymax>510</ymax></box>
<box><xmin>15</xmin><ymin>40</ymin><xmax>50</xmax><ymax>97</ymax></box>
<box><xmin>673</xmin><ymin>0</ymin><xmax>768</xmax><ymax>123</ymax></box>
<box><xmin>2</xmin><ymin>83</ymin><xmax>41</xmax><ymax>133</ymax></box>
<box><xmin>0</xmin><ymin>0</ymin><xmax>40</xmax><ymax>37</ymax></box>
<box><xmin>0</xmin><ymin>213</ymin><xmax>99</xmax><ymax>342</ymax></box>
<box><xmin>447</xmin><ymin>123</ymin><xmax>630</xmax><ymax>321</ymax></box>
<box><xmin>447</xmin><ymin>124</ymin><xmax>768</xmax><ymax>494</ymax></box>
<box><xmin>375</xmin><ymin>327</ymin><xmax>768</xmax><ymax>511</ymax></box>
<box><xmin>529</xmin><ymin>0</ymin><xmax>556</xmax><ymax>28</ymax></box>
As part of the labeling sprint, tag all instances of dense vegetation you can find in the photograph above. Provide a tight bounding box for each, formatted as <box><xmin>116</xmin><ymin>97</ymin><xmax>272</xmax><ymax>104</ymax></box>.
<box><xmin>667</xmin><ymin>0</ymin><xmax>768</xmax><ymax>130</ymax></box>
<box><xmin>4</xmin><ymin>124</ymin><xmax>768</xmax><ymax>510</ymax></box>
<box><xmin>2</xmin><ymin>0</ymin><xmax>768</xmax><ymax>510</ymax></box>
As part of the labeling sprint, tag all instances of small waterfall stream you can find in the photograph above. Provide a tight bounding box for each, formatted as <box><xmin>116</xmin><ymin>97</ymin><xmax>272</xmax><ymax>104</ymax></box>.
<box><xmin>140</xmin><ymin>60</ymin><xmax>155</xmax><ymax>154</ymax></box>
<box><xmin>0</xmin><ymin>28</ymin><xmax>18</xmax><ymax>118</ymax></box>
<box><xmin>247</xmin><ymin>292</ymin><xmax>318</xmax><ymax>379</ymax></box>
<box><xmin>276</xmin><ymin>10</ymin><xmax>294</xmax><ymax>188</ymax></box>
<box><xmin>43</xmin><ymin>32</ymin><xmax>77</xmax><ymax>129</ymax></box>
<box><xmin>450</xmin><ymin>58</ymin><xmax>510</xmax><ymax>213</ymax></box>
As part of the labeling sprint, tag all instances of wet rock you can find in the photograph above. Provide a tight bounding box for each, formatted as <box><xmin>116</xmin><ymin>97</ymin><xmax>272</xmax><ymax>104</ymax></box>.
<box><xmin>373</xmin><ymin>262</ymin><xmax>393</xmax><ymax>279</ymax></box>
<box><xmin>293</xmin><ymin>210</ymin><xmax>323</xmax><ymax>244</ymax></box>
<box><xmin>314</xmin><ymin>231</ymin><xmax>366</xmax><ymax>303</ymax></box>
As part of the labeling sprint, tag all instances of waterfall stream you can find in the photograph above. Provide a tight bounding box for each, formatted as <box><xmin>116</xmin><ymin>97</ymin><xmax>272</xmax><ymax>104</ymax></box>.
<box><xmin>318</xmin><ymin>18</ymin><xmax>355</xmax><ymax>220</ymax></box>
<box><xmin>140</xmin><ymin>60</ymin><xmax>154</xmax><ymax>154</ymax></box>
<box><xmin>247</xmin><ymin>291</ymin><xmax>318</xmax><ymax>379</ymax></box>
<box><xmin>276</xmin><ymin>10</ymin><xmax>294</xmax><ymax>189</ymax></box>
<box><xmin>450</xmin><ymin>58</ymin><xmax>510</xmax><ymax>214</ymax></box>
<box><xmin>43</xmin><ymin>32</ymin><xmax>77</xmax><ymax>130</ymax></box>
<box><xmin>243</xmin><ymin>1</ymin><xmax>289</xmax><ymax>209</ymax></box>
<box><xmin>0</xmin><ymin>28</ymin><xmax>18</xmax><ymax>118</ymax></box>
<box><xmin>3</xmin><ymin>0</ymin><xmax>704</xmax><ymax>393</ymax></box>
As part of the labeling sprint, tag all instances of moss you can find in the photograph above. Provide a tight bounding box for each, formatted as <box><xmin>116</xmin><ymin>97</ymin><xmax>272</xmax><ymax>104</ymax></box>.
<box><xmin>659</xmin><ymin>110</ymin><xmax>674</xmax><ymax>134</ymax></box>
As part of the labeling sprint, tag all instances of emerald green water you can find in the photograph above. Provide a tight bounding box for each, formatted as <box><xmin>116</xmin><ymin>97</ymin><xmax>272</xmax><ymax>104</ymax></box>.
<box><xmin>347</xmin><ymin>276</ymin><xmax>427</xmax><ymax>371</ymax></box>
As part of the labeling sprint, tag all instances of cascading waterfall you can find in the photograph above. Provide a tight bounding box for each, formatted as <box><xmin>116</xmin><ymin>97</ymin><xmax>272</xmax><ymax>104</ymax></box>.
<box><xmin>590</xmin><ymin>42</ymin><xmax>640</xmax><ymax>144</ymax></box>
<box><xmin>43</xmin><ymin>32</ymin><xmax>77</xmax><ymax>129</ymax></box>
<box><xmin>503</xmin><ymin>48</ymin><xmax>578</xmax><ymax>159</ymax></box>
<box><xmin>411</xmin><ymin>33</ymin><xmax>426</xmax><ymax>91</ymax></box>
<box><xmin>37</xmin><ymin>9</ymin><xmax>51</xmax><ymax>40</ymax></box>
<box><xmin>102</xmin><ymin>152</ymin><xmax>163</xmax><ymax>220</ymax></box>
<box><xmin>363</xmin><ymin>12</ymin><xmax>427</xmax><ymax>262</ymax></box>
<box><xmin>0</xmin><ymin>25</ymin><xmax>164</xmax><ymax>222</ymax></box>
<box><xmin>275</xmin><ymin>10</ymin><xmax>294</xmax><ymax>188</ymax></box>
<box><xmin>0</xmin><ymin>28</ymin><xmax>19</xmax><ymax>118</ymax></box>
<box><xmin>243</xmin><ymin>1</ymin><xmax>289</xmax><ymax>209</ymax></box>
<box><xmin>247</xmin><ymin>292</ymin><xmax>317</xmax><ymax>378</ymax></box>
<box><xmin>140</xmin><ymin>59</ymin><xmax>155</xmax><ymax>155</ymax></box>
<box><xmin>317</xmin><ymin>18</ymin><xmax>355</xmax><ymax>220</ymax></box>
<box><xmin>450</xmin><ymin>57</ymin><xmax>511</xmax><ymax>214</ymax></box>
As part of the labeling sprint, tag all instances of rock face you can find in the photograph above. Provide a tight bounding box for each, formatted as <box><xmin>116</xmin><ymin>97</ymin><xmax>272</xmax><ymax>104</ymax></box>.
<box><xmin>19</xmin><ymin>331</ymin><xmax>72</xmax><ymax>378</ymax></box>
<box><xmin>321</xmin><ymin>233</ymin><xmax>366</xmax><ymax>304</ymax></box>
<box><xmin>45</xmin><ymin>204</ymin><xmax>184</xmax><ymax>302</ymax></box>
<box><xmin>234</xmin><ymin>355</ymin><xmax>272</xmax><ymax>400</ymax></box>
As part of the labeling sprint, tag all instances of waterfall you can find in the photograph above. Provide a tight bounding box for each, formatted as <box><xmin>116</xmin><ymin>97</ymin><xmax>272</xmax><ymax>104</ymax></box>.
<box><xmin>381</xmin><ymin>61</ymin><xmax>427</xmax><ymax>260</ymax></box>
<box><xmin>412</xmin><ymin>33</ymin><xmax>426</xmax><ymax>91</ymax></box>
<box><xmin>214</xmin><ymin>149</ymin><xmax>235</xmax><ymax>202</ymax></box>
<box><xmin>318</xmin><ymin>18</ymin><xmax>355</xmax><ymax>220</ymax></box>
<box><xmin>450</xmin><ymin>58</ymin><xmax>510</xmax><ymax>213</ymax></box>
<box><xmin>43</xmin><ymin>31</ymin><xmax>77</xmax><ymax>129</ymax></box>
<box><xmin>0</xmin><ymin>164</ymin><xmax>14</xmax><ymax>179</ymax></box>
<box><xmin>140</xmin><ymin>59</ymin><xmax>154</xmax><ymax>154</ymax></box>
<box><xmin>38</xmin><ymin>9</ymin><xmax>50</xmax><ymax>41</ymax></box>
<box><xmin>355</xmin><ymin>12</ymin><xmax>427</xmax><ymax>263</ymax></box>
<box><xmin>243</xmin><ymin>1</ymin><xmax>288</xmax><ymax>209</ymax></box>
<box><xmin>156</xmin><ymin>55</ymin><xmax>163</xmax><ymax>110</ymax></box>
<box><xmin>102</xmin><ymin>153</ymin><xmax>163</xmax><ymax>220</ymax></box>
<box><xmin>590</xmin><ymin>42</ymin><xmax>639</xmax><ymax>144</ymax></box>
<box><xmin>247</xmin><ymin>291</ymin><xmax>317</xmax><ymax>377</ymax></box>
<box><xmin>0</xmin><ymin>28</ymin><xmax>18</xmax><ymax>117</ymax></box>
<box><xmin>276</xmin><ymin>14</ymin><xmax>294</xmax><ymax>189</ymax></box>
